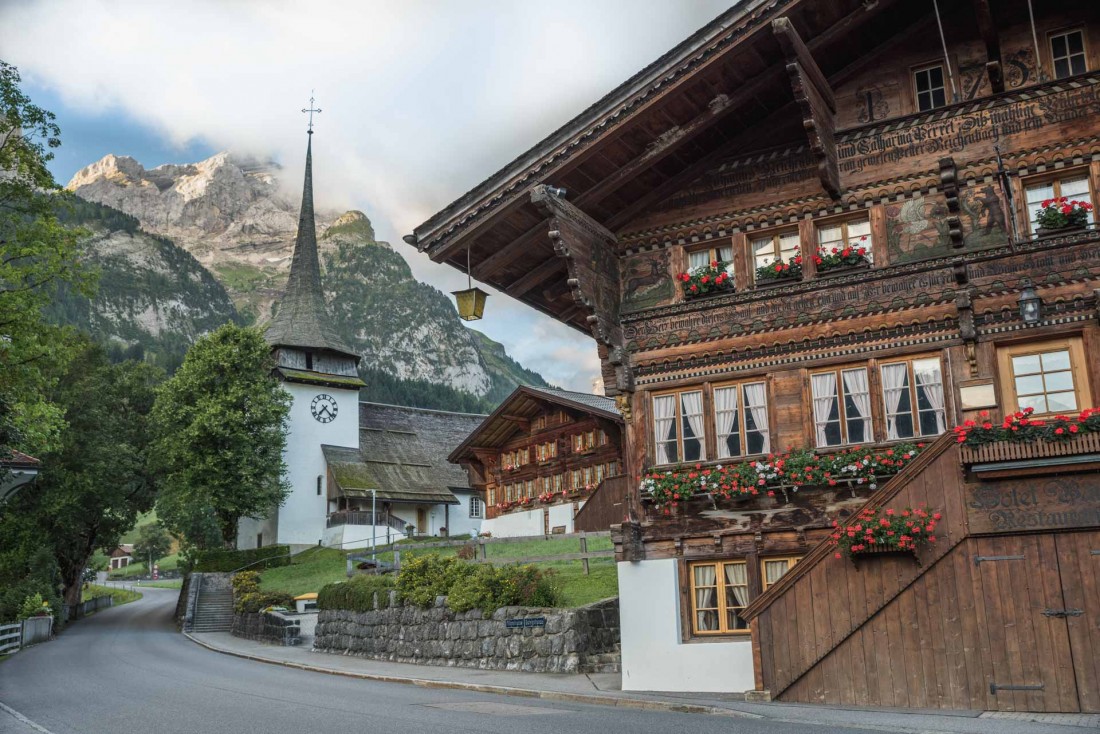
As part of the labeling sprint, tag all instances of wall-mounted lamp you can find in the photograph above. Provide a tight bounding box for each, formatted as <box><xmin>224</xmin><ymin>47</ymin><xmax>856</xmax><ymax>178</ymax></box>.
<box><xmin>1017</xmin><ymin>277</ymin><xmax>1042</xmax><ymax>325</ymax></box>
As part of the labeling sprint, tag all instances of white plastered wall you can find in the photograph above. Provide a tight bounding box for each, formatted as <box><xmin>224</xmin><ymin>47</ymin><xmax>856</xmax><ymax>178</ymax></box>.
<box><xmin>618</xmin><ymin>558</ymin><xmax>756</xmax><ymax>693</ymax></box>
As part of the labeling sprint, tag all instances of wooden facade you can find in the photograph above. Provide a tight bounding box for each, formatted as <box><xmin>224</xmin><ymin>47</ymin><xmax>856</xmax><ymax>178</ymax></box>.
<box><xmin>414</xmin><ymin>0</ymin><xmax>1100</xmax><ymax>709</ymax></box>
<box><xmin>449</xmin><ymin>386</ymin><xmax>624</xmax><ymax>530</ymax></box>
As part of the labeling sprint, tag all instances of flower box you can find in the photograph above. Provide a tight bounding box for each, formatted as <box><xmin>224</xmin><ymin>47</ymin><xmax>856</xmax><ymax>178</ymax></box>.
<box><xmin>831</xmin><ymin>505</ymin><xmax>939</xmax><ymax>563</ymax></box>
<box><xmin>1034</xmin><ymin>197</ymin><xmax>1092</xmax><ymax>233</ymax></box>
<box><xmin>816</xmin><ymin>261</ymin><xmax>870</xmax><ymax>278</ymax></box>
<box><xmin>754</xmin><ymin>274</ymin><xmax>800</xmax><ymax>288</ymax></box>
<box><xmin>683</xmin><ymin>283</ymin><xmax>734</xmax><ymax>300</ymax></box>
<box><xmin>677</xmin><ymin>260</ymin><xmax>734</xmax><ymax>299</ymax></box>
<box><xmin>849</xmin><ymin>543</ymin><xmax>921</xmax><ymax>569</ymax></box>
<box><xmin>1036</xmin><ymin>223</ymin><xmax>1086</xmax><ymax>238</ymax></box>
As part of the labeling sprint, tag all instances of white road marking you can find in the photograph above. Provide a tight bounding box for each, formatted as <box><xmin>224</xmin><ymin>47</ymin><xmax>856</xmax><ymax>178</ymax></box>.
<box><xmin>0</xmin><ymin>701</ymin><xmax>58</xmax><ymax>734</ymax></box>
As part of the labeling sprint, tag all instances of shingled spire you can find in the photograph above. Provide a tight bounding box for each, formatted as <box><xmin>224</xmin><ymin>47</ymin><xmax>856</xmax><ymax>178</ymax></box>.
<box><xmin>265</xmin><ymin>133</ymin><xmax>359</xmax><ymax>363</ymax></box>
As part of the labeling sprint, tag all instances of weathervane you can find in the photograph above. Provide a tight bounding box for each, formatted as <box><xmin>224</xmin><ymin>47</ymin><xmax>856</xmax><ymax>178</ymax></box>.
<box><xmin>302</xmin><ymin>91</ymin><xmax>321</xmax><ymax>134</ymax></box>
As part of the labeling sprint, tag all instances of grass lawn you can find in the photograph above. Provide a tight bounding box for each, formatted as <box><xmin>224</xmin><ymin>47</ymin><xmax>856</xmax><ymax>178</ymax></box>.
<box><xmin>83</xmin><ymin>584</ymin><xmax>142</xmax><ymax>606</ymax></box>
<box><xmin>259</xmin><ymin>536</ymin><xmax>618</xmax><ymax>606</ymax></box>
<box><xmin>108</xmin><ymin>553</ymin><xmax>180</xmax><ymax>579</ymax></box>
<box><xmin>120</xmin><ymin>510</ymin><xmax>159</xmax><ymax>544</ymax></box>
<box><xmin>134</xmin><ymin>579</ymin><xmax>183</xmax><ymax>589</ymax></box>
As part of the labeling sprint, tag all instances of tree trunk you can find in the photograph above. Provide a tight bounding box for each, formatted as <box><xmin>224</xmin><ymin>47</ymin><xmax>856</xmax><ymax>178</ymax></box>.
<box><xmin>219</xmin><ymin>514</ymin><xmax>238</xmax><ymax>549</ymax></box>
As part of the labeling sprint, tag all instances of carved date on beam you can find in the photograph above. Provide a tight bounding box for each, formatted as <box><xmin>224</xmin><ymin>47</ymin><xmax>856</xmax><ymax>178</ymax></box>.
<box><xmin>773</xmin><ymin>17</ymin><xmax>840</xmax><ymax>200</ymax></box>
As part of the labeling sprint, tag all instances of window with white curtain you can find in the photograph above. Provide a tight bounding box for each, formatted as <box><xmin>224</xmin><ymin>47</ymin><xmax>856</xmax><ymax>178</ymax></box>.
<box><xmin>752</xmin><ymin>230</ymin><xmax>801</xmax><ymax>274</ymax></box>
<box><xmin>761</xmin><ymin>556</ymin><xmax>801</xmax><ymax>590</ymax></box>
<box><xmin>687</xmin><ymin>244</ymin><xmax>734</xmax><ymax>273</ymax></box>
<box><xmin>811</xmin><ymin>367</ymin><xmax>872</xmax><ymax>447</ymax></box>
<box><xmin>881</xmin><ymin>358</ymin><xmax>947</xmax><ymax>440</ymax></box>
<box><xmin>816</xmin><ymin>217</ymin><xmax>872</xmax><ymax>262</ymax></box>
<box><xmin>651</xmin><ymin>390</ymin><xmax>705</xmax><ymax>465</ymax></box>
<box><xmin>1025</xmin><ymin>174</ymin><xmax>1094</xmax><ymax>233</ymax></box>
<box><xmin>713</xmin><ymin>382</ymin><xmax>770</xmax><ymax>459</ymax></box>
<box><xmin>690</xmin><ymin>560</ymin><xmax>749</xmax><ymax>635</ymax></box>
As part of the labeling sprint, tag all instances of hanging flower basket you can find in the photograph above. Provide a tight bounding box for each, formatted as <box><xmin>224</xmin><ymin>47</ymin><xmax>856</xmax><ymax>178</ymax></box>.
<box><xmin>453</xmin><ymin>287</ymin><xmax>489</xmax><ymax>321</ymax></box>
<box><xmin>831</xmin><ymin>505</ymin><xmax>940</xmax><ymax>566</ymax></box>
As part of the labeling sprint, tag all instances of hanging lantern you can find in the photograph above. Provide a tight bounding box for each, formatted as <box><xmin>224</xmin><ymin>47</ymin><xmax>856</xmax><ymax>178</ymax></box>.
<box><xmin>1017</xmin><ymin>277</ymin><xmax>1042</xmax><ymax>325</ymax></box>
<box><xmin>452</xmin><ymin>246</ymin><xmax>488</xmax><ymax>321</ymax></box>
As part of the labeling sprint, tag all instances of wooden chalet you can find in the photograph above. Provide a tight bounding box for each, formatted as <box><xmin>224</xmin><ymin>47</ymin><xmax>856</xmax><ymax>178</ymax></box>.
<box><xmin>409</xmin><ymin>0</ymin><xmax>1100</xmax><ymax>712</ymax></box>
<box><xmin>449</xmin><ymin>385</ymin><xmax>625</xmax><ymax>536</ymax></box>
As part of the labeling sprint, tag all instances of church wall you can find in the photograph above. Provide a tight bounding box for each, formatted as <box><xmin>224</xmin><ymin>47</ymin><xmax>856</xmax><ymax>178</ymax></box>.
<box><xmin>278</xmin><ymin>382</ymin><xmax>360</xmax><ymax>547</ymax></box>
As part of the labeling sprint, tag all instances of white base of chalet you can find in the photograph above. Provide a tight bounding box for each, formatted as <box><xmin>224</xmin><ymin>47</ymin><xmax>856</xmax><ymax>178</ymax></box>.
<box><xmin>322</xmin><ymin>523</ymin><xmax>407</xmax><ymax>550</ymax></box>
<box><xmin>618</xmin><ymin>558</ymin><xmax>755</xmax><ymax>693</ymax></box>
<box><xmin>480</xmin><ymin>502</ymin><xmax>584</xmax><ymax>538</ymax></box>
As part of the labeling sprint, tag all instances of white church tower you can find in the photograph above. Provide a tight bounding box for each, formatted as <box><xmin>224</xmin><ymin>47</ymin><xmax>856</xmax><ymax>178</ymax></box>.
<box><xmin>238</xmin><ymin>119</ymin><xmax>364</xmax><ymax>550</ymax></box>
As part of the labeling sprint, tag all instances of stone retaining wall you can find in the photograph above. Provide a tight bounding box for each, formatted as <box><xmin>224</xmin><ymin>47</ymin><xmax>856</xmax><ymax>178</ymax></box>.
<box><xmin>313</xmin><ymin>595</ymin><xmax>620</xmax><ymax>673</ymax></box>
<box><xmin>232</xmin><ymin>611</ymin><xmax>302</xmax><ymax>646</ymax></box>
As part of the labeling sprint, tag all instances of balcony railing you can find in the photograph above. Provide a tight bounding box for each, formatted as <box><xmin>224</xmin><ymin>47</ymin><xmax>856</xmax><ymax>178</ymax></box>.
<box><xmin>326</xmin><ymin>511</ymin><xmax>409</xmax><ymax>531</ymax></box>
<box><xmin>959</xmin><ymin>432</ymin><xmax>1100</xmax><ymax>466</ymax></box>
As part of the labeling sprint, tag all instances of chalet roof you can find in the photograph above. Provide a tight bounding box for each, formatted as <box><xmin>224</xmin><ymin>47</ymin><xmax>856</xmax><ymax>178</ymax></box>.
<box><xmin>265</xmin><ymin>134</ymin><xmax>359</xmax><ymax>361</ymax></box>
<box><xmin>407</xmin><ymin>0</ymin><xmax>941</xmax><ymax>332</ymax></box>
<box><xmin>1</xmin><ymin>450</ymin><xmax>40</xmax><ymax>470</ymax></box>
<box><xmin>449</xmin><ymin>385</ymin><xmax>621</xmax><ymax>463</ymax></box>
<box><xmin>320</xmin><ymin>402</ymin><xmax>488</xmax><ymax>505</ymax></box>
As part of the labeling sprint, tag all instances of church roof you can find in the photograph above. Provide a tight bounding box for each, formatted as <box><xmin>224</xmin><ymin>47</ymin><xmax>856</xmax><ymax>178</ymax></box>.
<box><xmin>321</xmin><ymin>402</ymin><xmax>488</xmax><ymax>505</ymax></box>
<box><xmin>265</xmin><ymin>134</ymin><xmax>359</xmax><ymax>361</ymax></box>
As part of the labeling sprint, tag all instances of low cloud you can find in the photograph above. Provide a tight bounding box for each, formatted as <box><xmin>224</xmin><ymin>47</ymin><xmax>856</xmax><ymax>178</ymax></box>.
<box><xmin>1</xmin><ymin>0</ymin><xmax>729</xmax><ymax>388</ymax></box>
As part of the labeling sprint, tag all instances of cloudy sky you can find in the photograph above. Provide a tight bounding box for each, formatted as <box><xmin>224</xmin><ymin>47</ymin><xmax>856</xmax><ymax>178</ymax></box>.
<box><xmin>1</xmin><ymin>0</ymin><xmax>730</xmax><ymax>392</ymax></box>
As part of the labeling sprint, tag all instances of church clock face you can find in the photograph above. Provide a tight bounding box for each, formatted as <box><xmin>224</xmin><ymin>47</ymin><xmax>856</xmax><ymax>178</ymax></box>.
<box><xmin>311</xmin><ymin>394</ymin><xmax>338</xmax><ymax>423</ymax></box>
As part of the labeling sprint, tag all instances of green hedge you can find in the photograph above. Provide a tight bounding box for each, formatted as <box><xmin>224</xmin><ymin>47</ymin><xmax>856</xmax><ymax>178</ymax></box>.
<box><xmin>318</xmin><ymin>555</ymin><xmax>561</xmax><ymax>617</ymax></box>
<box><xmin>192</xmin><ymin>545</ymin><xmax>290</xmax><ymax>573</ymax></box>
<box><xmin>318</xmin><ymin>574</ymin><xmax>396</xmax><ymax>612</ymax></box>
<box><xmin>231</xmin><ymin>569</ymin><xmax>294</xmax><ymax>613</ymax></box>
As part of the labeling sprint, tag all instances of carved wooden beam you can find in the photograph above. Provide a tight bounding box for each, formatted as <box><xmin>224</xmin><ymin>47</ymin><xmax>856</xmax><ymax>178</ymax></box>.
<box><xmin>575</xmin><ymin>94</ymin><xmax>735</xmax><ymax>209</ymax></box>
<box><xmin>973</xmin><ymin>0</ymin><xmax>1005</xmax><ymax>94</ymax></box>
<box><xmin>500</xmin><ymin>414</ymin><xmax>531</xmax><ymax>430</ymax></box>
<box><xmin>504</xmin><ymin>256</ymin><xmax>564</xmax><ymax>297</ymax></box>
<box><xmin>772</xmin><ymin>17</ymin><xmax>840</xmax><ymax>200</ymax></box>
<box><xmin>939</xmin><ymin>157</ymin><xmax>964</xmax><ymax>248</ymax></box>
<box><xmin>472</xmin><ymin>220</ymin><xmax>549</xmax><ymax>281</ymax></box>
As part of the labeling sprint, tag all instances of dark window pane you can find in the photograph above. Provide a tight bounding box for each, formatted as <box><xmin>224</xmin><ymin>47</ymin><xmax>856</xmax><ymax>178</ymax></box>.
<box><xmin>746</xmin><ymin>429</ymin><xmax>766</xmax><ymax>455</ymax></box>
<box><xmin>726</xmin><ymin>610</ymin><xmax>748</xmax><ymax>630</ymax></box>
<box><xmin>683</xmin><ymin>438</ymin><xmax>702</xmax><ymax>462</ymax></box>
<box><xmin>895</xmin><ymin>413</ymin><xmax>915</xmax><ymax>438</ymax></box>
<box><xmin>1071</xmin><ymin>55</ymin><xmax>1087</xmax><ymax>75</ymax></box>
<box><xmin>918</xmin><ymin>409</ymin><xmax>941</xmax><ymax>436</ymax></box>
<box><xmin>1055</xmin><ymin>58</ymin><xmax>1071</xmax><ymax>79</ymax></box>
<box><xmin>824</xmin><ymin>421</ymin><xmax>843</xmax><ymax>446</ymax></box>
<box><xmin>1052</xmin><ymin>35</ymin><xmax>1067</xmax><ymax>58</ymax></box>
<box><xmin>724</xmin><ymin>433</ymin><xmax>742</xmax><ymax>457</ymax></box>
<box><xmin>1068</xmin><ymin>32</ymin><xmax>1084</xmax><ymax>55</ymax></box>
<box><xmin>928</xmin><ymin>66</ymin><xmax>944</xmax><ymax>87</ymax></box>
<box><xmin>932</xmin><ymin>87</ymin><xmax>946</xmax><ymax>107</ymax></box>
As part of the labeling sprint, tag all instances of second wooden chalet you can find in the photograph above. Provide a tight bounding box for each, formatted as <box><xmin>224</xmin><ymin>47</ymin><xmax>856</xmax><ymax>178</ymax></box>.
<box><xmin>449</xmin><ymin>385</ymin><xmax>625</xmax><ymax>537</ymax></box>
<box><xmin>410</xmin><ymin>0</ymin><xmax>1100</xmax><ymax>713</ymax></box>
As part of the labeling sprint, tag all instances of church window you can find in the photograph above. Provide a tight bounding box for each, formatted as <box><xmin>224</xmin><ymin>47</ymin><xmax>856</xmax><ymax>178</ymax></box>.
<box><xmin>1050</xmin><ymin>29</ymin><xmax>1087</xmax><ymax>79</ymax></box>
<box><xmin>469</xmin><ymin>496</ymin><xmax>483</xmax><ymax>519</ymax></box>
<box><xmin>316</xmin><ymin>475</ymin><xmax>323</xmax><ymax>495</ymax></box>
<box><xmin>913</xmin><ymin>64</ymin><xmax>946</xmax><ymax>111</ymax></box>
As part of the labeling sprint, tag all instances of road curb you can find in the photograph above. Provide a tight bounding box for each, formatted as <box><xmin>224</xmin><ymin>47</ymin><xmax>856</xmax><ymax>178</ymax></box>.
<box><xmin>182</xmin><ymin>632</ymin><xmax>758</xmax><ymax>718</ymax></box>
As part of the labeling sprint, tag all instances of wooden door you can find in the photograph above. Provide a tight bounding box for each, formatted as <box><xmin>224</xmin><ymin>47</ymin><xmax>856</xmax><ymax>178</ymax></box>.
<box><xmin>972</xmin><ymin>535</ymin><xmax>1080</xmax><ymax>712</ymax></box>
<box><xmin>416</xmin><ymin>508</ymin><xmax>427</xmax><ymax>534</ymax></box>
<box><xmin>1055</xmin><ymin>531</ymin><xmax>1100</xmax><ymax>713</ymax></box>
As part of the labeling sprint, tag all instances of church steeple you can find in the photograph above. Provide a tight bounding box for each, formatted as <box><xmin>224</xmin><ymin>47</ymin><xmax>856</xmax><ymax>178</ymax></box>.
<box><xmin>265</xmin><ymin>127</ymin><xmax>359</xmax><ymax>365</ymax></box>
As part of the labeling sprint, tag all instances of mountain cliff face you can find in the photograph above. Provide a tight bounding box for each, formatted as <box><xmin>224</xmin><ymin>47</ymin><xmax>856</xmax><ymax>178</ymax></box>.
<box><xmin>66</xmin><ymin>153</ymin><xmax>549</xmax><ymax>404</ymax></box>
<box><xmin>48</xmin><ymin>198</ymin><xmax>239</xmax><ymax>371</ymax></box>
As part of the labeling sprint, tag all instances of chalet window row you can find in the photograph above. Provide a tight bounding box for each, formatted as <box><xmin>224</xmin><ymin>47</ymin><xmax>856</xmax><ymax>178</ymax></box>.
<box><xmin>690</xmin><ymin>556</ymin><xmax>801</xmax><ymax>636</ymax></box>
<box><xmin>684</xmin><ymin>164</ymin><xmax>1098</xmax><ymax>295</ymax></box>
<box><xmin>651</xmin><ymin>357</ymin><xmax>946</xmax><ymax>466</ymax></box>
<box><xmin>494</xmin><ymin>460</ymin><xmax>621</xmax><ymax>503</ymax></box>
<box><xmin>502</xmin><ymin>430</ymin><xmax>609</xmax><ymax>469</ymax></box>
<box><xmin>532</xmin><ymin>410</ymin><xmax>571</xmax><ymax>432</ymax></box>
<box><xmin>910</xmin><ymin>29</ymin><xmax>1087</xmax><ymax>114</ymax></box>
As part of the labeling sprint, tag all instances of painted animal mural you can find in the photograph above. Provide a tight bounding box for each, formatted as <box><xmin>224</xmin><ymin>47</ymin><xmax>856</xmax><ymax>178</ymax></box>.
<box><xmin>621</xmin><ymin>249</ymin><xmax>673</xmax><ymax>311</ymax></box>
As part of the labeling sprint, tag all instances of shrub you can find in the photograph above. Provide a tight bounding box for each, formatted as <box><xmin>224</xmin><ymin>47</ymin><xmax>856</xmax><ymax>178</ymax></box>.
<box><xmin>192</xmin><ymin>545</ymin><xmax>290</xmax><ymax>573</ymax></box>
<box><xmin>235</xmin><ymin>591</ymin><xmax>295</xmax><ymax>614</ymax></box>
<box><xmin>231</xmin><ymin>570</ymin><xmax>260</xmax><ymax>596</ymax></box>
<box><xmin>395</xmin><ymin>555</ymin><xmax>472</xmax><ymax>608</ymax></box>
<box><xmin>317</xmin><ymin>574</ymin><xmax>396</xmax><ymax>612</ymax></box>
<box><xmin>446</xmin><ymin>563</ymin><xmax>561</xmax><ymax>615</ymax></box>
<box><xmin>18</xmin><ymin>593</ymin><xmax>52</xmax><ymax>621</ymax></box>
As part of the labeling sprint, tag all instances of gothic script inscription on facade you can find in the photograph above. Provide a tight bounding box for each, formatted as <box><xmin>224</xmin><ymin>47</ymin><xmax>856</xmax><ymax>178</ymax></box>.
<box><xmin>966</xmin><ymin>476</ymin><xmax>1100</xmax><ymax>534</ymax></box>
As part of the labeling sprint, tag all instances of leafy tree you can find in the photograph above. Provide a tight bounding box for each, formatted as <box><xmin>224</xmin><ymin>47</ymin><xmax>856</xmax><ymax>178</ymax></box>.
<box><xmin>0</xmin><ymin>60</ymin><xmax>95</xmax><ymax>454</ymax></box>
<box><xmin>132</xmin><ymin>523</ymin><xmax>172</xmax><ymax>570</ymax></box>
<box><xmin>152</xmin><ymin>324</ymin><xmax>290</xmax><ymax>548</ymax></box>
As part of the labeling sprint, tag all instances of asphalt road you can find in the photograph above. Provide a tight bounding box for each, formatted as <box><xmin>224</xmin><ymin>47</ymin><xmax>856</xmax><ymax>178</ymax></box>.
<box><xmin>0</xmin><ymin>588</ymin><xmax>865</xmax><ymax>734</ymax></box>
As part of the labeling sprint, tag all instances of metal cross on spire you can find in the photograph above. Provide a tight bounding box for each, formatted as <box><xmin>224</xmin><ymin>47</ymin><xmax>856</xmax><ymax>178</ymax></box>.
<box><xmin>302</xmin><ymin>92</ymin><xmax>321</xmax><ymax>134</ymax></box>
